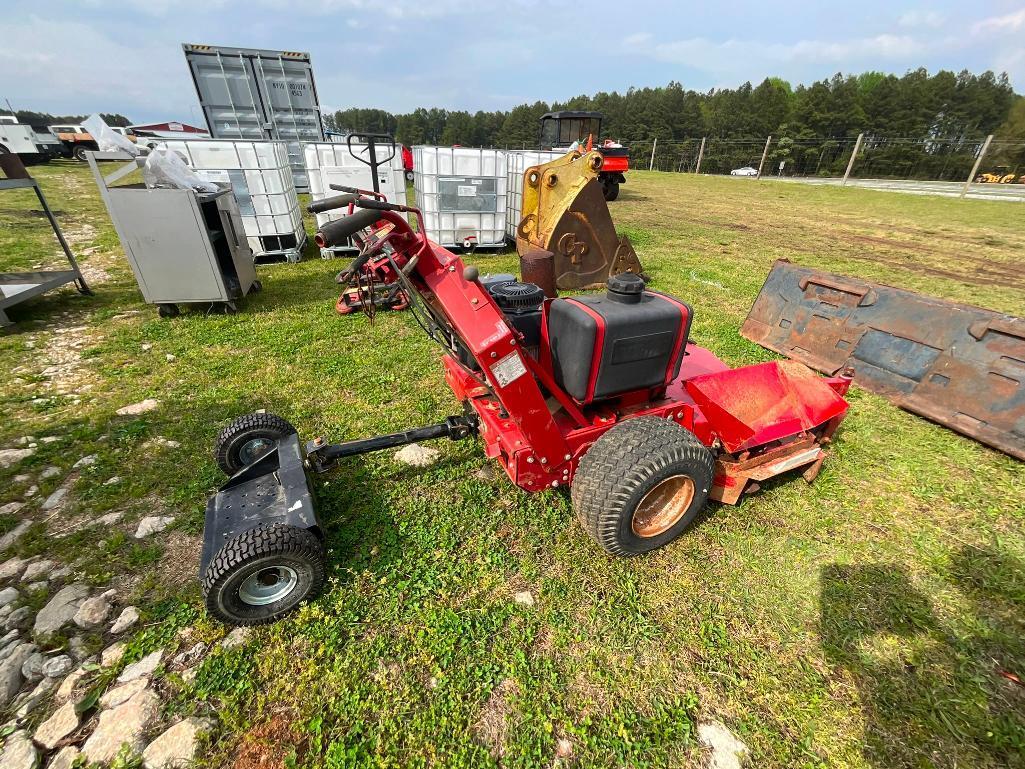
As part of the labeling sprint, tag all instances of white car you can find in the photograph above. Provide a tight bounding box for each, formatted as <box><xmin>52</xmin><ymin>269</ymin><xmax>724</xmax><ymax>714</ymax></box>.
<box><xmin>731</xmin><ymin>166</ymin><xmax>758</xmax><ymax>176</ymax></box>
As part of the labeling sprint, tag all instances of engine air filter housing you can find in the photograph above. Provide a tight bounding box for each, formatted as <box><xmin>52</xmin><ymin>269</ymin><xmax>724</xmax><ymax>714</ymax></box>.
<box><xmin>489</xmin><ymin>281</ymin><xmax>546</xmax><ymax>314</ymax></box>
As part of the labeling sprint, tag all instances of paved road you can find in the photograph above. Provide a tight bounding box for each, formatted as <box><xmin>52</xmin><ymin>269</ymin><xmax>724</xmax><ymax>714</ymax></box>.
<box><xmin>770</xmin><ymin>176</ymin><xmax>1025</xmax><ymax>202</ymax></box>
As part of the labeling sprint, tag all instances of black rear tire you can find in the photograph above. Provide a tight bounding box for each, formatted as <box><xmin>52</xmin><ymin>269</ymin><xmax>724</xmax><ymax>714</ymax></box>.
<box><xmin>214</xmin><ymin>411</ymin><xmax>297</xmax><ymax>475</ymax></box>
<box><xmin>73</xmin><ymin>145</ymin><xmax>90</xmax><ymax>162</ymax></box>
<box><xmin>571</xmin><ymin>416</ymin><xmax>714</xmax><ymax>556</ymax></box>
<box><xmin>157</xmin><ymin>303</ymin><xmax>180</xmax><ymax>318</ymax></box>
<box><xmin>203</xmin><ymin>524</ymin><xmax>325</xmax><ymax>626</ymax></box>
<box><xmin>602</xmin><ymin>180</ymin><xmax>620</xmax><ymax>201</ymax></box>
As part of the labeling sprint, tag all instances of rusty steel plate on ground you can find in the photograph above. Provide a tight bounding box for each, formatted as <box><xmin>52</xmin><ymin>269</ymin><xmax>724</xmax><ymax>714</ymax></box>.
<box><xmin>742</xmin><ymin>260</ymin><xmax>1025</xmax><ymax>460</ymax></box>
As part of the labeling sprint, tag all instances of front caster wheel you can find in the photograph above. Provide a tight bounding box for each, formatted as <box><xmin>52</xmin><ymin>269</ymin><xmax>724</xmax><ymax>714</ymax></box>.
<box><xmin>214</xmin><ymin>412</ymin><xmax>297</xmax><ymax>475</ymax></box>
<box><xmin>203</xmin><ymin>524</ymin><xmax>325</xmax><ymax>626</ymax></box>
<box><xmin>157</xmin><ymin>303</ymin><xmax>180</xmax><ymax>318</ymax></box>
<box><xmin>571</xmin><ymin>416</ymin><xmax>714</xmax><ymax>555</ymax></box>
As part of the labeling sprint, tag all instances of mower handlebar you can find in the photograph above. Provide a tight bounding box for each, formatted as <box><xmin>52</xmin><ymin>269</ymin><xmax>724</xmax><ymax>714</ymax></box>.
<box><xmin>308</xmin><ymin>193</ymin><xmax>357</xmax><ymax>214</ymax></box>
<box><xmin>328</xmin><ymin>184</ymin><xmax>358</xmax><ymax>193</ymax></box>
<box><xmin>314</xmin><ymin>208</ymin><xmax>381</xmax><ymax>248</ymax></box>
<box><xmin>354</xmin><ymin>199</ymin><xmax>407</xmax><ymax>213</ymax></box>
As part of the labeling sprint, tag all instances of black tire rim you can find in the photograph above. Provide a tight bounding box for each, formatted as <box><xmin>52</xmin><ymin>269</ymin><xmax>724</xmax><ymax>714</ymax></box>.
<box><xmin>237</xmin><ymin>565</ymin><xmax>299</xmax><ymax>606</ymax></box>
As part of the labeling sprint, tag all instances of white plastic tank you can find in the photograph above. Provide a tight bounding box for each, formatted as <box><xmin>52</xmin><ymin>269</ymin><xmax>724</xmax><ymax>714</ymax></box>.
<box><xmin>303</xmin><ymin>142</ymin><xmax>407</xmax><ymax>255</ymax></box>
<box><xmin>412</xmin><ymin>147</ymin><xmax>507</xmax><ymax>248</ymax></box>
<box><xmin>505</xmin><ymin>150</ymin><xmax>564</xmax><ymax>240</ymax></box>
<box><xmin>157</xmin><ymin>139</ymin><xmax>306</xmax><ymax>262</ymax></box>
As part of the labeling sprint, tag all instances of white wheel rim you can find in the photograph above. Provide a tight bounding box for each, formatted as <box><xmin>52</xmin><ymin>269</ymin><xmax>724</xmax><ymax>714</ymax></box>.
<box><xmin>238</xmin><ymin>566</ymin><xmax>298</xmax><ymax>605</ymax></box>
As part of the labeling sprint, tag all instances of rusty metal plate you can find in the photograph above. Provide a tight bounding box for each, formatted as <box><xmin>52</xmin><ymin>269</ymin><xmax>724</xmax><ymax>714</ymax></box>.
<box><xmin>742</xmin><ymin>260</ymin><xmax>1025</xmax><ymax>460</ymax></box>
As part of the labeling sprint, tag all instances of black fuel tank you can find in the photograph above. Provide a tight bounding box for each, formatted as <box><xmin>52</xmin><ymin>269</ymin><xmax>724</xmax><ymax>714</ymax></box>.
<box><xmin>548</xmin><ymin>274</ymin><xmax>691</xmax><ymax>404</ymax></box>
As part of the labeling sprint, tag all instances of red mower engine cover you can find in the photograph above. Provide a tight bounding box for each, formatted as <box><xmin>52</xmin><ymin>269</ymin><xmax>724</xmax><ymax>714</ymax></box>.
<box><xmin>548</xmin><ymin>273</ymin><xmax>691</xmax><ymax>404</ymax></box>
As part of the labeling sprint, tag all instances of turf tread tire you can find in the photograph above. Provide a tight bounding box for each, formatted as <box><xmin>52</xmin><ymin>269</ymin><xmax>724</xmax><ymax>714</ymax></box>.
<box><xmin>214</xmin><ymin>411</ymin><xmax>297</xmax><ymax>475</ymax></box>
<box><xmin>571</xmin><ymin>416</ymin><xmax>714</xmax><ymax>556</ymax></box>
<box><xmin>203</xmin><ymin>524</ymin><xmax>325</xmax><ymax>626</ymax></box>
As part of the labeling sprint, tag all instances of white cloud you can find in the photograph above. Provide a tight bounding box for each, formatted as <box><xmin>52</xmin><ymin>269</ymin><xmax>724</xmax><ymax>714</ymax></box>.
<box><xmin>898</xmin><ymin>10</ymin><xmax>945</xmax><ymax>29</ymax></box>
<box><xmin>971</xmin><ymin>8</ymin><xmax>1025</xmax><ymax>35</ymax></box>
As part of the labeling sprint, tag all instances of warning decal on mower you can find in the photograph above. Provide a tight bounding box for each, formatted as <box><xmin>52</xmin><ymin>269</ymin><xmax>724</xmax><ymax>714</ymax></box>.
<box><xmin>491</xmin><ymin>351</ymin><xmax>528</xmax><ymax>388</ymax></box>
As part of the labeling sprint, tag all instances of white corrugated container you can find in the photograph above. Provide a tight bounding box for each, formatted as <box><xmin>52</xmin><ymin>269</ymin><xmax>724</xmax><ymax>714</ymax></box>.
<box><xmin>159</xmin><ymin>139</ymin><xmax>306</xmax><ymax>262</ymax></box>
<box><xmin>413</xmin><ymin>147</ymin><xmax>507</xmax><ymax>248</ymax></box>
<box><xmin>303</xmin><ymin>142</ymin><xmax>407</xmax><ymax>255</ymax></box>
<box><xmin>505</xmin><ymin>150</ymin><xmax>564</xmax><ymax>240</ymax></box>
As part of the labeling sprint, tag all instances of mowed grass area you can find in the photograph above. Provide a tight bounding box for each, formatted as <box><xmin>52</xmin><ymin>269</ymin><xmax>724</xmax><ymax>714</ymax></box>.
<box><xmin>1</xmin><ymin>161</ymin><xmax>1023</xmax><ymax>768</ymax></box>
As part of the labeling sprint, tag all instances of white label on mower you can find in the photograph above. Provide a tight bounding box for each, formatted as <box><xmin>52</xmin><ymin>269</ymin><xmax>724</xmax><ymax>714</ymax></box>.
<box><xmin>457</xmin><ymin>185</ymin><xmax>477</xmax><ymax>197</ymax></box>
<box><xmin>287</xmin><ymin>500</ymin><xmax>302</xmax><ymax>512</ymax></box>
<box><xmin>491</xmin><ymin>351</ymin><xmax>527</xmax><ymax>388</ymax></box>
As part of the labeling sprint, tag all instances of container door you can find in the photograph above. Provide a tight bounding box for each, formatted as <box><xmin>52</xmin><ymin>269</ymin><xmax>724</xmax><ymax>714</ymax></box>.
<box><xmin>186</xmin><ymin>53</ymin><xmax>268</xmax><ymax>142</ymax></box>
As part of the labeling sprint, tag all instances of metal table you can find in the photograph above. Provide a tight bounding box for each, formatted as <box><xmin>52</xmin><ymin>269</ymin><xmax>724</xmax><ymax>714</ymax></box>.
<box><xmin>0</xmin><ymin>156</ymin><xmax>92</xmax><ymax>327</ymax></box>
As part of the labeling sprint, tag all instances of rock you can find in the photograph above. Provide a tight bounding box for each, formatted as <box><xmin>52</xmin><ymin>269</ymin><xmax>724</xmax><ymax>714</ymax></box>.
<box><xmin>0</xmin><ymin>449</ymin><xmax>34</xmax><ymax>470</ymax></box>
<box><xmin>12</xmin><ymin>476</ymin><xmax>30</xmax><ymax>485</ymax></box>
<box><xmin>33</xmin><ymin>584</ymin><xmax>89</xmax><ymax>637</ymax></box>
<box><xmin>100</xmin><ymin>642</ymin><xmax>125</xmax><ymax>668</ymax></box>
<box><xmin>72</xmin><ymin>455</ymin><xmax>97</xmax><ymax>470</ymax></box>
<box><xmin>133</xmin><ymin>516</ymin><xmax>174</xmax><ymax>539</ymax></box>
<box><xmin>96</xmin><ymin>511</ymin><xmax>122</xmax><ymax>525</ymax></box>
<box><xmin>38</xmin><ymin>467</ymin><xmax>60</xmax><ymax>480</ymax></box>
<box><xmin>0</xmin><ymin>730</ymin><xmax>37</xmax><ymax>769</ymax></box>
<box><xmin>72</xmin><ymin>596</ymin><xmax>111</xmax><ymax>630</ymax></box>
<box><xmin>0</xmin><ymin>644</ymin><xmax>35</xmax><ymax>706</ymax></box>
<box><xmin>180</xmin><ymin>668</ymin><xmax>197</xmax><ymax>685</ymax></box>
<box><xmin>99</xmin><ymin>676</ymin><xmax>149</xmax><ymax>709</ymax></box>
<box><xmin>697</xmin><ymin>720</ymin><xmax>750</xmax><ymax>769</ymax></box>
<box><xmin>116</xmin><ymin>399</ymin><xmax>159</xmax><ymax>416</ymax></box>
<box><xmin>0</xmin><ymin>588</ymin><xmax>18</xmax><ymax>609</ymax></box>
<box><xmin>24</xmin><ymin>583</ymin><xmax>45</xmax><ymax>594</ymax></box>
<box><xmin>21</xmin><ymin>652</ymin><xmax>44</xmax><ymax>682</ymax></box>
<box><xmin>165</xmin><ymin>354</ymin><xmax>176</xmax><ymax>362</ymax></box>
<box><xmin>0</xmin><ymin>503</ymin><xmax>24</xmax><ymax>517</ymax></box>
<box><xmin>0</xmin><ymin>523</ymin><xmax>32</xmax><ymax>552</ymax></box>
<box><xmin>0</xmin><ymin>630</ymin><xmax>16</xmax><ymax>648</ymax></box>
<box><xmin>110</xmin><ymin>606</ymin><xmax>140</xmax><ymax>635</ymax></box>
<box><xmin>555</xmin><ymin>737</ymin><xmax>574</xmax><ymax>758</ymax></box>
<box><xmin>67</xmin><ymin>636</ymin><xmax>89</xmax><ymax>662</ymax></box>
<box><xmin>513</xmin><ymin>591</ymin><xmax>535</xmax><ymax>607</ymax></box>
<box><xmin>20</xmin><ymin>561</ymin><xmax>52</xmax><ymax>583</ymax></box>
<box><xmin>102</xmin><ymin>477</ymin><xmax>121</xmax><ymax>487</ymax></box>
<box><xmin>141</xmin><ymin>343</ymin><xmax>153</xmax><ymax>352</ymax></box>
<box><xmin>22</xmin><ymin>488</ymin><xmax>37</xmax><ymax>499</ymax></box>
<box><xmin>40</xmin><ymin>437</ymin><xmax>59</xmax><ymax>445</ymax></box>
<box><xmin>142</xmin><ymin>717</ymin><xmax>211</xmax><ymax>769</ymax></box>
<box><xmin>41</xmin><ymin>654</ymin><xmax>73</xmax><ymax>678</ymax></box>
<box><xmin>41</xmin><ymin>487</ymin><xmax>68</xmax><ymax>512</ymax></box>
<box><xmin>0</xmin><ymin>640</ymin><xmax>21</xmax><ymax>663</ymax></box>
<box><xmin>55</xmin><ymin>663</ymin><xmax>92</xmax><ymax>702</ymax></box>
<box><xmin>117</xmin><ymin>650</ymin><xmax>162</xmax><ymax>683</ymax></box>
<box><xmin>5</xmin><ymin>607</ymin><xmax>30</xmax><ymax>631</ymax></box>
<box><xmin>15</xmin><ymin>676</ymin><xmax>57</xmax><ymax>719</ymax></box>
<box><xmin>0</xmin><ymin>559</ymin><xmax>29</xmax><ymax>581</ymax></box>
<box><xmin>48</xmin><ymin>566</ymin><xmax>72</xmax><ymax>581</ymax></box>
<box><xmin>32</xmin><ymin>699</ymin><xmax>80</xmax><ymax>750</ymax></box>
<box><xmin>46</xmin><ymin>746</ymin><xmax>79</xmax><ymax>769</ymax></box>
<box><xmin>219</xmin><ymin>627</ymin><xmax>250</xmax><ymax>650</ymax></box>
<box><xmin>81</xmin><ymin>688</ymin><xmax>161</xmax><ymax>764</ymax></box>
<box><xmin>170</xmin><ymin>642</ymin><xmax>206</xmax><ymax>669</ymax></box>
<box><xmin>393</xmin><ymin>443</ymin><xmax>440</xmax><ymax>467</ymax></box>
<box><xmin>100</xmin><ymin>589</ymin><xmax>116</xmax><ymax>601</ymax></box>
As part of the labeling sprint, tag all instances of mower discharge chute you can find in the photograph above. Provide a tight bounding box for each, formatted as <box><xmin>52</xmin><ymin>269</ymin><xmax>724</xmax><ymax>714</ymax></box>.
<box><xmin>198</xmin><ymin>196</ymin><xmax>852</xmax><ymax>626</ymax></box>
<box><xmin>516</xmin><ymin>150</ymin><xmax>645</xmax><ymax>291</ymax></box>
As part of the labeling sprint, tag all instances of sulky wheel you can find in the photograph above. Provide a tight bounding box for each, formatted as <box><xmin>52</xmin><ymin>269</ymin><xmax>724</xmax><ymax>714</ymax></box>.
<box><xmin>602</xmin><ymin>179</ymin><xmax>620</xmax><ymax>202</ymax></box>
<box><xmin>157</xmin><ymin>303</ymin><xmax>180</xmax><ymax>319</ymax></box>
<box><xmin>571</xmin><ymin>416</ymin><xmax>714</xmax><ymax>556</ymax></box>
<box><xmin>203</xmin><ymin>524</ymin><xmax>325</xmax><ymax>626</ymax></box>
<box><xmin>213</xmin><ymin>412</ymin><xmax>297</xmax><ymax>476</ymax></box>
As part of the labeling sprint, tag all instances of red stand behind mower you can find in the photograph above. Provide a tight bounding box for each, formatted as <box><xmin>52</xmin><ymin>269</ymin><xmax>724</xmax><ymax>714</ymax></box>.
<box><xmin>200</xmin><ymin>194</ymin><xmax>853</xmax><ymax>625</ymax></box>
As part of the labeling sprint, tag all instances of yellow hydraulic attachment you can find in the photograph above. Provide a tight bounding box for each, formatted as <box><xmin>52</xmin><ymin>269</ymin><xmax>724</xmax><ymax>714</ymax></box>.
<box><xmin>516</xmin><ymin>150</ymin><xmax>644</xmax><ymax>291</ymax></box>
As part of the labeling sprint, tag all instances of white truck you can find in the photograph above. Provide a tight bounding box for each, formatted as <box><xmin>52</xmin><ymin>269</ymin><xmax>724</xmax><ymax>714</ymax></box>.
<box><xmin>0</xmin><ymin>116</ymin><xmax>62</xmax><ymax>164</ymax></box>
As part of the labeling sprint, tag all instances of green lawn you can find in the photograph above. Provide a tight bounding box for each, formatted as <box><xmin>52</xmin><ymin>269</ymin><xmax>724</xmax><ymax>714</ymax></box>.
<box><xmin>1</xmin><ymin>161</ymin><xmax>1023</xmax><ymax>768</ymax></box>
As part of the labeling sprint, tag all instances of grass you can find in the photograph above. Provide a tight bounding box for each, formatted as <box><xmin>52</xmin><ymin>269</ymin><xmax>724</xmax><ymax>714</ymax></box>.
<box><xmin>1</xmin><ymin>161</ymin><xmax>1023</xmax><ymax>768</ymax></box>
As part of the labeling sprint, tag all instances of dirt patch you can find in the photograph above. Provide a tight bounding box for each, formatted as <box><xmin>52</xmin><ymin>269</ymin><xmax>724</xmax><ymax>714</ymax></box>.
<box><xmin>231</xmin><ymin>711</ymin><xmax>306</xmax><ymax>769</ymax></box>
<box><xmin>473</xmin><ymin>678</ymin><xmax>519</xmax><ymax>759</ymax></box>
<box><xmin>850</xmin><ymin>233</ymin><xmax>932</xmax><ymax>253</ymax></box>
<box><xmin>156</xmin><ymin>529</ymin><xmax>202</xmax><ymax>587</ymax></box>
<box><xmin>38</xmin><ymin>323</ymin><xmax>102</xmax><ymax>396</ymax></box>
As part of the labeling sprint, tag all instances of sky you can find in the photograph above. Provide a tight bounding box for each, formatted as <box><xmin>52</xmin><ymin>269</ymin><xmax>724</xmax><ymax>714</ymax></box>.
<box><xmin>2</xmin><ymin>1</ymin><xmax>1024</xmax><ymax>125</ymax></box>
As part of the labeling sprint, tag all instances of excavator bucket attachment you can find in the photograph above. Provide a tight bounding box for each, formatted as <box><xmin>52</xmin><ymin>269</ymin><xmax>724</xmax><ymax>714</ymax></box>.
<box><xmin>742</xmin><ymin>260</ymin><xmax>1025</xmax><ymax>460</ymax></box>
<box><xmin>516</xmin><ymin>150</ymin><xmax>644</xmax><ymax>290</ymax></box>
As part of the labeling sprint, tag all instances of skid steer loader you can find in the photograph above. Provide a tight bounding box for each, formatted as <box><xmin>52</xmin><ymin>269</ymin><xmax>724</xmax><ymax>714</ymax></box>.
<box><xmin>515</xmin><ymin>150</ymin><xmax>645</xmax><ymax>292</ymax></box>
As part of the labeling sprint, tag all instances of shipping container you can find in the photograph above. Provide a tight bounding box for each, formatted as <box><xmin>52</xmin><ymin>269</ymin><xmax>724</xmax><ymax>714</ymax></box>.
<box><xmin>161</xmin><ymin>139</ymin><xmax>306</xmax><ymax>262</ymax></box>
<box><xmin>182</xmin><ymin>43</ymin><xmax>325</xmax><ymax>192</ymax></box>
<box><xmin>412</xmin><ymin>147</ymin><xmax>507</xmax><ymax>249</ymax></box>
<box><xmin>303</xmin><ymin>142</ymin><xmax>407</xmax><ymax>256</ymax></box>
<box><xmin>505</xmin><ymin>150</ymin><xmax>564</xmax><ymax>240</ymax></box>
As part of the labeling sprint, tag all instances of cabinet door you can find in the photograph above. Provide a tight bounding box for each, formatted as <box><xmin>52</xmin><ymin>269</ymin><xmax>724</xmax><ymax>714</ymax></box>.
<box><xmin>217</xmin><ymin>195</ymin><xmax>257</xmax><ymax>289</ymax></box>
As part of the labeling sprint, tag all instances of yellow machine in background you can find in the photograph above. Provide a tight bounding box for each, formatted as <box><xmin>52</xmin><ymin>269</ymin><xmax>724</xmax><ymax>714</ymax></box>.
<box><xmin>515</xmin><ymin>150</ymin><xmax>645</xmax><ymax>291</ymax></box>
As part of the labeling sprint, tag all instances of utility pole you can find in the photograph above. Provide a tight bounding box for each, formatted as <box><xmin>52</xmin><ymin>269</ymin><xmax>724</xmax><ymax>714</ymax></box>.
<box><xmin>649</xmin><ymin>138</ymin><xmax>657</xmax><ymax>171</ymax></box>
<box><xmin>695</xmin><ymin>137</ymin><xmax>706</xmax><ymax>174</ymax></box>
<box><xmin>756</xmin><ymin>135</ymin><xmax>772</xmax><ymax>179</ymax></box>
<box><xmin>961</xmin><ymin>134</ymin><xmax>993</xmax><ymax>199</ymax></box>
<box><xmin>842</xmin><ymin>133</ymin><xmax>864</xmax><ymax>186</ymax></box>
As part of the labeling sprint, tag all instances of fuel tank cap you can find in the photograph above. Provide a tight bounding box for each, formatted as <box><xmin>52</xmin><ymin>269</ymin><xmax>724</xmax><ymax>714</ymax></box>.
<box><xmin>606</xmin><ymin>273</ymin><xmax>646</xmax><ymax>303</ymax></box>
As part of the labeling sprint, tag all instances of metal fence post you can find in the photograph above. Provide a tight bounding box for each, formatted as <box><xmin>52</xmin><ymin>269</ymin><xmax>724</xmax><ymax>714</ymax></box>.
<box><xmin>841</xmin><ymin>133</ymin><xmax>864</xmax><ymax>186</ymax></box>
<box><xmin>756</xmin><ymin>135</ymin><xmax>772</xmax><ymax>179</ymax></box>
<box><xmin>649</xmin><ymin>138</ymin><xmax>657</xmax><ymax>171</ymax></box>
<box><xmin>961</xmin><ymin>134</ymin><xmax>993</xmax><ymax>199</ymax></box>
<box><xmin>695</xmin><ymin>137</ymin><xmax>705</xmax><ymax>174</ymax></box>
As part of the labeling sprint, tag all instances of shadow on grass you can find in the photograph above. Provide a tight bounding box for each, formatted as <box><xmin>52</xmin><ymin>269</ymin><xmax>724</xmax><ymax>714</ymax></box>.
<box><xmin>820</xmin><ymin>551</ymin><xmax>1025</xmax><ymax>768</ymax></box>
